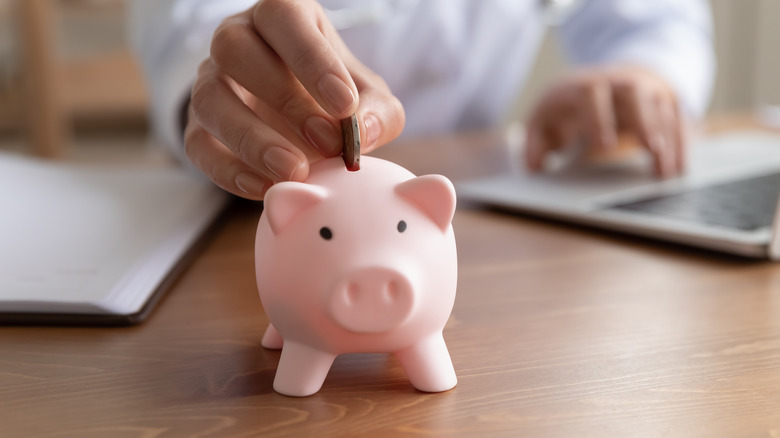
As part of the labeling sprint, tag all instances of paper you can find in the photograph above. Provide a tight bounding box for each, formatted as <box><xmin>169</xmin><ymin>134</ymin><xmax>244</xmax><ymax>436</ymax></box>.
<box><xmin>0</xmin><ymin>152</ymin><xmax>229</xmax><ymax>317</ymax></box>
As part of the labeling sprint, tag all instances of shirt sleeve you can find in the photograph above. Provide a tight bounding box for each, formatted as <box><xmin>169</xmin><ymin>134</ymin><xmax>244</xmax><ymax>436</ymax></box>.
<box><xmin>556</xmin><ymin>0</ymin><xmax>715</xmax><ymax>120</ymax></box>
<box><xmin>127</xmin><ymin>0</ymin><xmax>256</xmax><ymax>161</ymax></box>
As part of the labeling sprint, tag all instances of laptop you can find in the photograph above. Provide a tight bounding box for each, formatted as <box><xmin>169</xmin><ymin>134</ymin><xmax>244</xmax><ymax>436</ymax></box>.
<box><xmin>457</xmin><ymin>130</ymin><xmax>780</xmax><ymax>259</ymax></box>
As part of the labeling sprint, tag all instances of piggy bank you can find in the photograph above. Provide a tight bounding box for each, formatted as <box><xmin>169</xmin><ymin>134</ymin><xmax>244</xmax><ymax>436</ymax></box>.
<box><xmin>255</xmin><ymin>156</ymin><xmax>458</xmax><ymax>397</ymax></box>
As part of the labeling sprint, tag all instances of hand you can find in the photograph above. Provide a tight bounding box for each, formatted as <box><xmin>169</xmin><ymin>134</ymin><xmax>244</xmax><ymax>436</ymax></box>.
<box><xmin>524</xmin><ymin>66</ymin><xmax>685</xmax><ymax>178</ymax></box>
<box><xmin>185</xmin><ymin>0</ymin><xmax>405</xmax><ymax>200</ymax></box>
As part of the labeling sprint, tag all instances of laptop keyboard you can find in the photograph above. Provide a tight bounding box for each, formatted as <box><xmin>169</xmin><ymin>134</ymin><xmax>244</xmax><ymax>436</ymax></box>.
<box><xmin>607</xmin><ymin>172</ymin><xmax>780</xmax><ymax>231</ymax></box>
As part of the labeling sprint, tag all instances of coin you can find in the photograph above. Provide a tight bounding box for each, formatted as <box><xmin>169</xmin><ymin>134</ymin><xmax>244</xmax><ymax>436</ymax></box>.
<box><xmin>341</xmin><ymin>113</ymin><xmax>360</xmax><ymax>171</ymax></box>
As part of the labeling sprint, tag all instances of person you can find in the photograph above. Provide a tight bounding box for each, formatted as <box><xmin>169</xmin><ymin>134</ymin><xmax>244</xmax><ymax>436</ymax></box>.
<box><xmin>129</xmin><ymin>0</ymin><xmax>714</xmax><ymax>200</ymax></box>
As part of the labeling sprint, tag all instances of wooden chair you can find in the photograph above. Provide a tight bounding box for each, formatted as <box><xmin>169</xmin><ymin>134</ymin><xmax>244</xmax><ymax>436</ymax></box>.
<box><xmin>11</xmin><ymin>0</ymin><xmax>148</xmax><ymax>158</ymax></box>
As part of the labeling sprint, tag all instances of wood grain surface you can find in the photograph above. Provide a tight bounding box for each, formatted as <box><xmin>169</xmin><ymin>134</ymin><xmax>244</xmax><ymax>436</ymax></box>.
<box><xmin>3</xmin><ymin>126</ymin><xmax>780</xmax><ymax>437</ymax></box>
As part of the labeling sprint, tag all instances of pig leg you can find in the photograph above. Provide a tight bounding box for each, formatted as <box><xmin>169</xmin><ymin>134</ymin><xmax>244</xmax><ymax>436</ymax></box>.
<box><xmin>274</xmin><ymin>341</ymin><xmax>336</xmax><ymax>397</ymax></box>
<box><xmin>395</xmin><ymin>333</ymin><xmax>457</xmax><ymax>393</ymax></box>
<box><xmin>261</xmin><ymin>323</ymin><xmax>284</xmax><ymax>349</ymax></box>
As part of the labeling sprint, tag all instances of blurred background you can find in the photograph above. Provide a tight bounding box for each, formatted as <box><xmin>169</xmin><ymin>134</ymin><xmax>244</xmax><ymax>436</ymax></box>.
<box><xmin>0</xmin><ymin>0</ymin><xmax>778</xmax><ymax>163</ymax></box>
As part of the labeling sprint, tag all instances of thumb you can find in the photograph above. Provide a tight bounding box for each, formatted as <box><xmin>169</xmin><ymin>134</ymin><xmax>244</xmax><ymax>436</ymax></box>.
<box><xmin>355</xmin><ymin>86</ymin><xmax>405</xmax><ymax>153</ymax></box>
<box><xmin>319</xmin><ymin>17</ymin><xmax>405</xmax><ymax>152</ymax></box>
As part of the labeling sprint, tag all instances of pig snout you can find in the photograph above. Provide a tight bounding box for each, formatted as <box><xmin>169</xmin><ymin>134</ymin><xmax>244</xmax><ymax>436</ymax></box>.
<box><xmin>328</xmin><ymin>267</ymin><xmax>415</xmax><ymax>333</ymax></box>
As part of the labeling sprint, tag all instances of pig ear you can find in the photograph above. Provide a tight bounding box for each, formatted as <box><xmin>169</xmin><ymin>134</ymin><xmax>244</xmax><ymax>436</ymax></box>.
<box><xmin>395</xmin><ymin>174</ymin><xmax>456</xmax><ymax>232</ymax></box>
<box><xmin>264</xmin><ymin>182</ymin><xmax>328</xmax><ymax>235</ymax></box>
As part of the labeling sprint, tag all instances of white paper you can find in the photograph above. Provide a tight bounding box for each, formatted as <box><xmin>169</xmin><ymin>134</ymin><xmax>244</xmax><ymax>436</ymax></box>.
<box><xmin>0</xmin><ymin>152</ymin><xmax>229</xmax><ymax>316</ymax></box>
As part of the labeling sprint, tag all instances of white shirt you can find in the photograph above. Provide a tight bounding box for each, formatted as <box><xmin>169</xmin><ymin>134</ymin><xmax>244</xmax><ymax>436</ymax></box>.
<box><xmin>129</xmin><ymin>0</ymin><xmax>714</xmax><ymax>160</ymax></box>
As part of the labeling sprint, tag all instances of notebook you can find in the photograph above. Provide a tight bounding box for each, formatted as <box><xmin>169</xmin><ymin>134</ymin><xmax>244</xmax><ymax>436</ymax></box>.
<box><xmin>0</xmin><ymin>152</ymin><xmax>231</xmax><ymax>325</ymax></box>
<box><xmin>457</xmin><ymin>130</ymin><xmax>780</xmax><ymax>259</ymax></box>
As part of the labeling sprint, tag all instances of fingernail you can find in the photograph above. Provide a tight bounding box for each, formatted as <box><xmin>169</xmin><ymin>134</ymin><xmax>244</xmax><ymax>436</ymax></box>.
<box><xmin>235</xmin><ymin>172</ymin><xmax>267</xmax><ymax>196</ymax></box>
<box><xmin>318</xmin><ymin>74</ymin><xmax>356</xmax><ymax>116</ymax></box>
<box><xmin>264</xmin><ymin>147</ymin><xmax>303</xmax><ymax>181</ymax></box>
<box><xmin>304</xmin><ymin>116</ymin><xmax>341</xmax><ymax>156</ymax></box>
<box><xmin>364</xmin><ymin>113</ymin><xmax>380</xmax><ymax>148</ymax></box>
<box><xmin>650</xmin><ymin>134</ymin><xmax>664</xmax><ymax>153</ymax></box>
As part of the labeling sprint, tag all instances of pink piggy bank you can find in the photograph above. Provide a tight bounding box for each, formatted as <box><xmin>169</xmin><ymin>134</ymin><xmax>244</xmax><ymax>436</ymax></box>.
<box><xmin>255</xmin><ymin>156</ymin><xmax>458</xmax><ymax>397</ymax></box>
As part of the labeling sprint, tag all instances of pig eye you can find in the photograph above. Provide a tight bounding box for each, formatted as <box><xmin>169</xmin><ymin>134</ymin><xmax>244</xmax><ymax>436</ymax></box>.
<box><xmin>397</xmin><ymin>220</ymin><xmax>407</xmax><ymax>233</ymax></box>
<box><xmin>319</xmin><ymin>227</ymin><xmax>333</xmax><ymax>240</ymax></box>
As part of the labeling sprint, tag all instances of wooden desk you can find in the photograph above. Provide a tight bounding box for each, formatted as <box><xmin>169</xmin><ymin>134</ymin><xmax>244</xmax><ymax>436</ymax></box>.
<box><xmin>3</xmin><ymin>128</ymin><xmax>780</xmax><ymax>437</ymax></box>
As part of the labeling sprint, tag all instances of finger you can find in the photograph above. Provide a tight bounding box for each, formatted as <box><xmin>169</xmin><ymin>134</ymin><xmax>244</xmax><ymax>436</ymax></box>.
<box><xmin>184</xmin><ymin>122</ymin><xmax>271</xmax><ymax>200</ymax></box>
<box><xmin>648</xmin><ymin>107</ymin><xmax>674</xmax><ymax>178</ymax></box>
<box><xmin>669</xmin><ymin>99</ymin><xmax>687</xmax><ymax>173</ymax></box>
<box><xmin>524</xmin><ymin>125</ymin><xmax>548</xmax><ymax>172</ymax></box>
<box><xmin>527</xmin><ymin>107</ymin><xmax>586</xmax><ymax>171</ymax></box>
<box><xmin>252</xmin><ymin>1</ymin><xmax>358</xmax><ymax>118</ymax></box>
<box><xmin>619</xmin><ymin>83</ymin><xmax>669</xmax><ymax>177</ymax></box>
<box><xmin>580</xmin><ymin>80</ymin><xmax>617</xmax><ymax>151</ymax></box>
<box><xmin>657</xmin><ymin>96</ymin><xmax>683</xmax><ymax>176</ymax></box>
<box><xmin>357</xmin><ymin>91</ymin><xmax>405</xmax><ymax>153</ymax></box>
<box><xmin>210</xmin><ymin>15</ymin><xmax>342</xmax><ymax>158</ymax></box>
<box><xmin>524</xmin><ymin>122</ymin><xmax>572</xmax><ymax>172</ymax></box>
<box><xmin>348</xmin><ymin>66</ymin><xmax>405</xmax><ymax>153</ymax></box>
<box><xmin>190</xmin><ymin>63</ymin><xmax>309</xmax><ymax>183</ymax></box>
